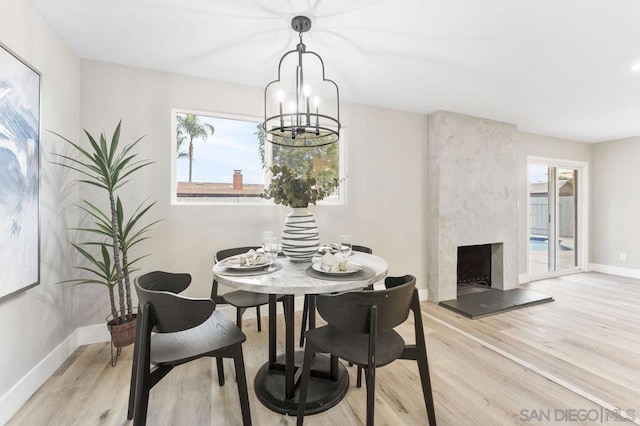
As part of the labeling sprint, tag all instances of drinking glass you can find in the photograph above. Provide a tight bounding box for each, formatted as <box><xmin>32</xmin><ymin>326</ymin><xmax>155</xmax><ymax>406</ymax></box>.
<box><xmin>261</xmin><ymin>231</ymin><xmax>273</xmax><ymax>243</ymax></box>
<box><xmin>339</xmin><ymin>234</ymin><xmax>352</xmax><ymax>259</ymax></box>
<box><xmin>262</xmin><ymin>237</ymin><xmax>278</xmax><ymax>264</ymax></box>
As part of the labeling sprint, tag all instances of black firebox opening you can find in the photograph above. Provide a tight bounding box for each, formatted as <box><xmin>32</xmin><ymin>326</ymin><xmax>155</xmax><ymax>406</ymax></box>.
<box><xmin>457</xmin><ymin>244</ymin><xmax>492</xmax><ymax>287</ymax></box>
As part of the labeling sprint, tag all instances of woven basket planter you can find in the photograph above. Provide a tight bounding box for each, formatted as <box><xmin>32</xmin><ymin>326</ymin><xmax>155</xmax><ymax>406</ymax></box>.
<box><xmin>106</xmin><ymin>311</ymin><xmax>137</xmax><ymax>348</ymax></box>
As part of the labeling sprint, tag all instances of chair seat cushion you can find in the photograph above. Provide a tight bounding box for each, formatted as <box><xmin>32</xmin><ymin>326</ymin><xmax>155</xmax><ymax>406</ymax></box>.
<box><xmin>223</xmin><ymin>290</ymin><xmax>271</xmax><ymax>308</ymax></box>
<box><xmin>151</xmin><ymin>311</ymin><xmax>245</xmax><ymax>365</ymax></box>
<box><xmin>304</xmin><ymin>325</ymin><xmax>405</xmax><ymax>368</ymax></box>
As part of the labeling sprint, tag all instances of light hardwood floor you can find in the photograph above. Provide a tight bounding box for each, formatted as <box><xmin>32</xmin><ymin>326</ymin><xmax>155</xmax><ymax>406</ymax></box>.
<box><xmin>9</xmin><ymin>272</ymin><xmax>639</xmax><ymax>425</ymax></box>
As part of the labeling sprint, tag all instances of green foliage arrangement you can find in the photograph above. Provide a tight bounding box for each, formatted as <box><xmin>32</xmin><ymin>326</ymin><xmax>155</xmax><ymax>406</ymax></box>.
<box><xmin>52</xmin><ymin>121</ymin><xmax>158</xmax><ymax>324</ymax></box>
<box><xmin>261</xmin><ymin>165</ymin><xmax>338</xmax><ymax>208</ymax></box>
<box><xmin>255</xmin><ymin>124</ymin><xmax>339</xmax><ymax>192</ymax></box>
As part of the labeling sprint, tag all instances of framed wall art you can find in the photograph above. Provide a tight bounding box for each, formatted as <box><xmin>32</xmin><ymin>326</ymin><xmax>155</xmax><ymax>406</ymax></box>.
<box><xmin>0</xmin><ymin>41</ymin><xmax>41</xmax><ymax>302</ymax></box>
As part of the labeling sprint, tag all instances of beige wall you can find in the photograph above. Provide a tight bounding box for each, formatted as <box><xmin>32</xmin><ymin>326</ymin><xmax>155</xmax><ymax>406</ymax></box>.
<box><xmin>515</xmin><ymin>132</ymin><xmax>592</xmax><ymax>275</ymax></box>
<box><xmin>591</xmin><ymin>136</ymin><xmax>640</xmax><ymax>270</ymax></box>
<box><xmin>78</xmin><ymin>60</ymin><xmax>428</xmax><ymax>301</ymax></box>
<box><xmin>0</xmin><ymin>0</ymin><xmax>84</xmax><ymax>412</ymax></box>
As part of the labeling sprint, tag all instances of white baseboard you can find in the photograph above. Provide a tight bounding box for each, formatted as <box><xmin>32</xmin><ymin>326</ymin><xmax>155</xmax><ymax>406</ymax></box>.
<box><xmin>76</xmin><ymin>323</ymin><xmax>111</xmax><ymax>345</ymax></box>
<box><xmin>588</xmin><ymin>263</ymin><xmax>640</xmax><ymax>279</ymax></box>
<box><xmin>519</xmin><ymin>267</ymin><xmax>586</xmax><ymax>284</ymax></box>
<box><xmin>418</xmin><ymin>288</ymin><xmax>428</xmax><ymax>301</ymax></box>
<box><xmin>519</xmin><ymin>274</ymin><xmax>531</xmax><ymax>284</ymax></box>
<box><xmin>0</xmin><ymin>323</ymin><xmax>108</xmax><ymax>425</ymax></box>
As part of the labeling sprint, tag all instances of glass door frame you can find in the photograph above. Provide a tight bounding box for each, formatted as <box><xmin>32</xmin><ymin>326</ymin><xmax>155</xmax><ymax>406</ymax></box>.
<box><xmin>527</xmin><ymin>156</ymin><xmax>589</xmax><ymax>278</ymax></box>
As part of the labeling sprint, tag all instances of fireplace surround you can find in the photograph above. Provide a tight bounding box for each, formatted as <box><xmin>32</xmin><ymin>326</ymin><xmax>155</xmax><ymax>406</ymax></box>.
<box><xmin>426</xmin><ymin>111</ymin><xmax>519</xmax><ymax>302</ymax></box>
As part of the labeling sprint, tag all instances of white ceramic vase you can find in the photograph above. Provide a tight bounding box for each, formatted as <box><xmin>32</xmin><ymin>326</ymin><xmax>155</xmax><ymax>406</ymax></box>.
<box><xmin>281</xmin><ymin>208</ymin><xmax>320</xmax><ymax>262</ymax></box>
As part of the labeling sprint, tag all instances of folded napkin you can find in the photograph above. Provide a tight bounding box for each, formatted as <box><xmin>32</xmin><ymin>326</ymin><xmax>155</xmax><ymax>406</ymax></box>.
<box><xmin>320</xmin><ymin>253</ymin><xmax>348</xmax><ymax>272</ymax></box>
<box><xmin>225</xmin><ymin>249</ymin><xmax>267</xmax><ymax>267</ymax></box>
<box><xmin>319</xmin><ymin>243</ymin><xmax>344</xmax><ymax>254</ymax></box>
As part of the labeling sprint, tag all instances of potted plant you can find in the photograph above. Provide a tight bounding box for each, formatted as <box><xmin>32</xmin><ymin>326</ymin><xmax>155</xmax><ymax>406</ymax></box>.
<box><xmin>52</xmin><ymin>121</ymin><xmax>158</xmax><ymax>366</ymax></box>
<box><xmin>262</xmin><ymin>165</ymin><xmax>338</xmax><ymax>262</ymax></box>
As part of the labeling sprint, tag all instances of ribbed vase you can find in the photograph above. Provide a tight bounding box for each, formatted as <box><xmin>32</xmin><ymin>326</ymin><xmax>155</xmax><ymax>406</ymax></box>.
<box><xmin>281</xmin><ymin>208</ymin><xmax>320</xmax><ymax>262</ymax></box>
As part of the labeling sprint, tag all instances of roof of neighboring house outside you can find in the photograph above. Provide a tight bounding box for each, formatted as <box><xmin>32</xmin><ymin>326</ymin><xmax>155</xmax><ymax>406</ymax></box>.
<box><xmin>177</xmin><ymin>182</ymin><xmax>264</xmax><ymax>197</ymax></box>
<box><xmin>529</xmin><ymin>180</ymin><xmax>574</xmax><ymax>196</ymax></box>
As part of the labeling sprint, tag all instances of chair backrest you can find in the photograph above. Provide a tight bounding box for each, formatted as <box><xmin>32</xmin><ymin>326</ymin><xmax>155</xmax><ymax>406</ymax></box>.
<box><xmin>135</xmin><ymin>271</ymin><xmax>215</xmax><ymax>333</ymax></box>
<box><xmin>316</xmin><ymin>275</ymin><xmax>416</xmax><ymax>334</ymax></box>
<box><xmin>352</xmin><ymin>245</ymin><xmax>373</xmax><ymax>254</ymax></box>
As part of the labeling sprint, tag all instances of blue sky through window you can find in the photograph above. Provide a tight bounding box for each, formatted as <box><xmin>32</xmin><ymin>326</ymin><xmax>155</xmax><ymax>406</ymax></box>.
<box><xmin>176</xmin><ymin>114</ymin><xmax>264</xmax><ymax>184</ymax></box>
<box><xmin>529</xmin><ymin>165</ymin><xmax>547</xmax><ymax>183</ymax></box>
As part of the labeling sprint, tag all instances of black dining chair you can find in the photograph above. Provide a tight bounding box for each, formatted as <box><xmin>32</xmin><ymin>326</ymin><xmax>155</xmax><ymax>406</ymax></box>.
<box><xmin>299</xmin><ymin>244</ymin><xmax>373</xmax><ymax>347</ymax></box>
<box><xmin>296</xmin><ymin>275</ymin><xmax>436</xmax><ymax>426</ymax></box>
<box><xmin>128</xmin><ymin>271</ymin><xmax>252</xmax><ymax>426</ymax></box>
<box><xmin>213</xmin><ymin>247</ymin><xmax>286</xmax><ymax>386</ymax></box>
<box><xmin>213</xmin><ymin>246</ymin><xmax>271</xmax><ymax>332</ymax></box>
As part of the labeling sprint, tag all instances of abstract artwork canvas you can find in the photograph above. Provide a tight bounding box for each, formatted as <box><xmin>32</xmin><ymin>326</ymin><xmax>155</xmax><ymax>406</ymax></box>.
<box><xmin>0</xmin><ymin>42</ymin><xmax>41</xmax><ymax>301</ymax></box>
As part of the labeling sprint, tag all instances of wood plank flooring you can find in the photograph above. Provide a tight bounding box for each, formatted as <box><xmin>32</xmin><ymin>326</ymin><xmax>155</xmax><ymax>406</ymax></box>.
<box><xmin>8</xmin><ymin>272</ymin><xmax>639</xmax><ymax>425</ymax></box>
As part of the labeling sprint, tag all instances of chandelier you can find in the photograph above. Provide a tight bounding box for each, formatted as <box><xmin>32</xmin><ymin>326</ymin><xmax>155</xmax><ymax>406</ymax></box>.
<box><xmin>262</xmin><ymin>16</ymin><xmax>341</xmax><ymax>147</ymax></box>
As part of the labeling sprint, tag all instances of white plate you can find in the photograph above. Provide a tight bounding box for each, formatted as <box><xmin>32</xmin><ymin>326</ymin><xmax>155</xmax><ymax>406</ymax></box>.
<box><xmin>312</xmin><ymin>261</ymin><xmax>363</xmax><ymax>275</ymax></box>
<box><xmin>221</xmin><ymin>257</ymin><xmax>270</xmax><ymax>271</ymax></box>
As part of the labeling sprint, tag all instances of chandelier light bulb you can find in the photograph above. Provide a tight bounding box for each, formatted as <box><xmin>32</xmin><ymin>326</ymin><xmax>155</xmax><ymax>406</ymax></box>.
<box><xmin>313</xmin><ymin>96</ymin><xmax>320</xmax><ymax>108</ymax></box>
<box><xmin>277</xmin><ymin>90</ymin><xmax>285</xmax><ymax>102</ymax></box>
<box><xmin>303</xmin><ymin>85</ymin><xmax>312</xmax><ymax>97</ymax></box>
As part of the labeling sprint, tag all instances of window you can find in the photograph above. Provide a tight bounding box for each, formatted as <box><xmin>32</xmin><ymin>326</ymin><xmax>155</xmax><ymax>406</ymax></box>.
<box><xmin>171</xmin><ymin>109</ymin><xmax>344</xmax><ymax>205</ymax></box>
<box><xmin>527</xmin><ymin>157</ymin><xmax>587</xmax><ymax>277</ymax></box>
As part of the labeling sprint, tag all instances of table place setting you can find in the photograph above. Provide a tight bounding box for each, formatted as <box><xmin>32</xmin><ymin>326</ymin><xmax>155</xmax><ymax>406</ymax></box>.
<box><xmin>305</xmin><ymin>251</ymin><xmax>376</xmax><ymax>281</ymax></box>
<box><xmin>213</xmin><ymin>247</ymin><xmax>283</xmax><ymax>277</ymax></box>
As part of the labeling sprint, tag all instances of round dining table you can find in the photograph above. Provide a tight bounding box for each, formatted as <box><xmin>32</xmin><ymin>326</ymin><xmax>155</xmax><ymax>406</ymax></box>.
<box><xmin>213</xmin><ymin>252</ymin><xmax>388</xmax><ymax>416</ymax></box>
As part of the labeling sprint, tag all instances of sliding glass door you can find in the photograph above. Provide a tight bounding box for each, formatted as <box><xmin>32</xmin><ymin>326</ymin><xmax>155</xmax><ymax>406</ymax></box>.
<box><xmin>528</xmin><ymin>163</ymin><xmax>580</xmax><ymax>275</ymax></box>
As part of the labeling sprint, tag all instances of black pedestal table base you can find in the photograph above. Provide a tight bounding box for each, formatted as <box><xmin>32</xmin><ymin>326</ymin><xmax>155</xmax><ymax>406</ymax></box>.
<box><xmin>254</xmin><ymin>352</ymin><xmax>349</xmax><ymax>415</ymax></box>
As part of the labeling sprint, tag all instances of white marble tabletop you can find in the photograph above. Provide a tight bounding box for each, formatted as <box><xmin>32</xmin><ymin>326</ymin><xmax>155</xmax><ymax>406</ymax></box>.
<box><xmin>213</xmin><ymin>252</ymin><xmax>388</xmax><ymax>295</ymax></box>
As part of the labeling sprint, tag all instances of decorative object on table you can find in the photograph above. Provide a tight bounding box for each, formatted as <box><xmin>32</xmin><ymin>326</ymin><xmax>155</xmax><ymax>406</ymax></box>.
<box><xmin>0</xmin><ymin>42</ymin><xmax>41</xmax><ymax>302</ymax></box>
<box><xmin>52</xmin><ymin>121</ymin><xmax>158</xmax><ymax>366</ymax></box>
<box><xmin>262</xmin><ymin>165</ymin><xmax>338</xmax><ymax>263</ymax></box>
<box><xmin>281</xmin><ymin>209</ymin><xmax>320</xmax><ymax>262</ymax></box>
<box><xmin>262</xmin><ymin>15</ymin><xmax>341</xmax><ymax>147</ymax></box>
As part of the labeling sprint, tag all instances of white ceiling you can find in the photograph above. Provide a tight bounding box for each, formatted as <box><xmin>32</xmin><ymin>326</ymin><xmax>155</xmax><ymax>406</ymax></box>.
<box><xmin>32</xmin><ymin>0</ymin><xmax>640</xmax><ymax>142</ymax></box>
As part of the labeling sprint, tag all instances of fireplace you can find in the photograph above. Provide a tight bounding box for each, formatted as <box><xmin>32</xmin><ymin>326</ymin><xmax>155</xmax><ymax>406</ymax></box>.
<box><xmin>457</xmin><ymin>244</ymin><xmax>492</xmax><ymax>287</ymax></box>
<box><xmin>455</xmin><ymin>242</ymin><xmax>505</xmax><ymax>297</ymax></box>
<box><xmin>425</xmin><ymin>111</ymin><xmax>519</xmax><ymax>302</ymax></box>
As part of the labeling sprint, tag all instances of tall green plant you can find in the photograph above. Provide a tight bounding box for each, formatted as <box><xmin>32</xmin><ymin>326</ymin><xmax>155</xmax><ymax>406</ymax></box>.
<box><xmin>52</xmin><ymin>121</ymin><xmax>155</xmax><ymax>322</ymax></box>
